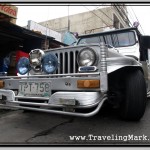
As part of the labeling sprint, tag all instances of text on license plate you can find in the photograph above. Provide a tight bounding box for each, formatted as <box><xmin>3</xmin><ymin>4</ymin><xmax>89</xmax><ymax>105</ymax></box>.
<box><xmin>19</xmin><ymin>82</ymin><xmax>51</xmax><ymax>97</ymax></box>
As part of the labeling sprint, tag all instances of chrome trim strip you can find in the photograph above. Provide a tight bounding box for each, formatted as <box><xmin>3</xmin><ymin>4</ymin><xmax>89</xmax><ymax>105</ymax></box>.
<box><xmin>100</xmin><ymin>42</ymin><xmax>107</xmax><ymax>72</ymax></box>
<box><xmin>7</xmin><ymin>99</ymin><xmax>100</xmax><ymax>109</ymax></box>
<box><xmin>8</xmin><ymin>101</ymin><xmax>64</xmax><ymax>108</ymax></box>
<box><xmin>79</xmin><ymin>66</ymin><xmax>97</xmax><ymax>72</ymax></box>
<box><xmin>15</xmin><ymin>96</ymin><xmax>49</xmax><ymax>101</ymax></box>
<box><xmin>2</xmin><ymin>96</ymin><xmax>107</xmax><ymax>117</ymax></box>
<box><xmin>0</xmin><ymin>72</ymin><xmax>100</xmax><ymax>79</ymax></box>
<box><xmin>100</xmin><ymin>42</ymin><xmax>108</xmax><ymax>92</ymax></box>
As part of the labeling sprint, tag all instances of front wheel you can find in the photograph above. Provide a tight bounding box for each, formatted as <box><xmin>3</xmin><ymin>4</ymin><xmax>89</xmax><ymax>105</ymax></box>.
<box><xmin>120</xmin><ymin>70</ymin><xmax>147</xmax><ymax>121</ymax></box>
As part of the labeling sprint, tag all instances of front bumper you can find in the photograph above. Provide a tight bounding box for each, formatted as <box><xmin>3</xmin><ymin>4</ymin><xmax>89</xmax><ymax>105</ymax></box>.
<box><xmin>0</xmin><ymin>72</ymin><xmax>108</xmax><ymax>117</ymax></box>
<box><xmin>0</xmin><ymin>89</ymin><xmax>107</xmax><ymax>117</ymax></box>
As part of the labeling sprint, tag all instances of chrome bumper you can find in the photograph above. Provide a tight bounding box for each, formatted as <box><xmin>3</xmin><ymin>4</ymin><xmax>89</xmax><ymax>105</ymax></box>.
<box><xmin>0</xmin><ymin>72</ymin><xmax>108</xmax><ymax>117</ymax></box>
<box><xmin>0</xmin><ymin>89</ymin><xmax>107</xmax><ymax>117</ymax></box>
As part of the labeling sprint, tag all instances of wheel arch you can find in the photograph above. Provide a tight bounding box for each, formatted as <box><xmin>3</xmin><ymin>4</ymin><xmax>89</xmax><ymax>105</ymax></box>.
<box><xmin>108</xmin><ymin>66</ymin><xmax>144</xmax><ymax>87</ymax></box>
<box><xmin>108</xmin><ymin>65</ymin><xmax>144</xmax><ymax>76</ymax></box>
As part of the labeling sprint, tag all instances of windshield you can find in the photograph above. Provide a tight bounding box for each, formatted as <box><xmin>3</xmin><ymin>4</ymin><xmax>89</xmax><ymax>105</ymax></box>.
<box><xmin>78</xmin><ymin>31</ymin><xmax>136</xmax><ymax>48</ymax></box>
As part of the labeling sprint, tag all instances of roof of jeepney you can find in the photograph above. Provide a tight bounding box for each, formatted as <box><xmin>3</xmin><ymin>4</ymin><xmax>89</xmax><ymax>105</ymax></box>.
<box><xmin>78</xmin><ymin>27</ymin><xmax>139</xmax><ymax>38</ymax></box>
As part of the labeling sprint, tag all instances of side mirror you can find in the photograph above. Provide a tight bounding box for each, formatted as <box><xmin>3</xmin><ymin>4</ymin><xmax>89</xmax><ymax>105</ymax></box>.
<box><xmin>140</xmin><ymin>36</ymin><xmax>150</xmax><ymax>61</ymax></box>
<box><xmin>141</xmin><ymin>36</ymin><xmax>150</xmax><ymax>49</ymax></box>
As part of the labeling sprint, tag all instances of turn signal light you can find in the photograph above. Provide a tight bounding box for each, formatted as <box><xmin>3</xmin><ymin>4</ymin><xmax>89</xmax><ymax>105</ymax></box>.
<box><xmin>77</xmin><ymin>80</ymin><xmax>100</xmax><ymax>88</ymax></box>
<box><xmin>0</xmin><ymin>81</ymin><xmax>4</xmax><ymax>88</ymax></box>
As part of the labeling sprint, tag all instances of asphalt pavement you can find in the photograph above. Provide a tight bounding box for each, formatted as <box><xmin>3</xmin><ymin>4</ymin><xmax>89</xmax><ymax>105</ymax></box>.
<box><xmin>0</xmin><ymin>99</ymin><xmax>150</xmax><ymax>146</ymax></box>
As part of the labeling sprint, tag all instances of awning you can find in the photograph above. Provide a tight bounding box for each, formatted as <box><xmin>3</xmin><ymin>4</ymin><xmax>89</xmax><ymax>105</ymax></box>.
<box><xmin>0</xmin><ymin>21</ymin><xmax>67</xmax><ymax>47</ymax></box>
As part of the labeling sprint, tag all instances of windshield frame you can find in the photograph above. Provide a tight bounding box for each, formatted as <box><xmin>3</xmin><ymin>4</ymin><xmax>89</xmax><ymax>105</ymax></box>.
<box><xmin>77</xmin><ymin>29</ymin><xmax>137</xmax><ymax>48</ymax></box>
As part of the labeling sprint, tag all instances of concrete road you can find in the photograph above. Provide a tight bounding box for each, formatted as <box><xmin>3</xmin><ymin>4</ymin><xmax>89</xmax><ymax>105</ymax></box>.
<box><xmin>0</xmin><ymin>100</ymin><xmax>150</xmax><ymax>145</ymax></box>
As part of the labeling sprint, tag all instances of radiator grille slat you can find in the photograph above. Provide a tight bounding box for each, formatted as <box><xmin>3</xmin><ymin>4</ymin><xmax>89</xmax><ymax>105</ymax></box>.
<box><xmin>60</xmin><ymin>53</ymin><xmax>63</xmax><ymax>74</ymax></box>
<box><xmin>68</xmin><ymin>52</ymin><xmax>70</xmax><ymax>73</ymax></box>
<box><xmin>73</xmin><ymin>52</ymin><xmax>76</xmax><ymax>73</ymax></box>
<box><xmin>55</xmin><ymin>51</ymin><xmax>78</xmax><ymax>74</ymax></box>
<box><xmin>57</xmin><ymin>53</ymin><xmax>60</xmax><ymax>74</ymax></box>
<box><xmin>63</xmin><ymin>53</ymin><xmax>65</xmax><ymax>74</ymax></box>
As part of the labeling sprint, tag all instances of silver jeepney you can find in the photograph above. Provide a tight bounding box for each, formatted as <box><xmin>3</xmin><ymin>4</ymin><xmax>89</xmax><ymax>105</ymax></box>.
<box><xmin>0</xmin><ymin>27</ymin><xmax>148</xmax><ymax>121</ymax></box>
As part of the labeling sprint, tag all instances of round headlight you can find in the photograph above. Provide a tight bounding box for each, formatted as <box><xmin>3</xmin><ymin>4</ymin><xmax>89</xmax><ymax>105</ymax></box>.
<box><xmin>77</xmin><ymin>47</ymin><xmax>96</xmax><ymax>66</ymax></box>
<box><xmin>17</xmin><ymin>57</ymin><xmax>30</xmax><ymax>75</ymax></box>
<box><xmin>42</xmin><ymin>53</ymin><xmax>58</xmax><ymax>74</ymax></box>
<box><xmin>29</xmin><ymin>49</ymin><xmax>45</xmax><ymax>72</ymax></box>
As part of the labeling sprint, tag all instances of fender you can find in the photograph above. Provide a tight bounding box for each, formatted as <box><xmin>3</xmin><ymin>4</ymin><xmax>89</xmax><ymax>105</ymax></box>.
<box><xmin>106</xmin><ymin>49</ymin><xmax>142</xmax><ymax>74</ymax></box>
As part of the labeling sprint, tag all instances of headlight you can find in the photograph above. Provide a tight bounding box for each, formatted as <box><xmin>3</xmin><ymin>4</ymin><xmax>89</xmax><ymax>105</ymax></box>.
<box><xmin>29</xmin><ymin>49</ymin><xmax>45</xmax><ymax>72</ymax></box>
<box><xmin>17</xmin><ymin>57</ymin><xmax>30</xmax><ymax>75</ymax></box>
<box><xmin>42</xmin><ymin>53</ymin><xmax>58</xmax><ymax>74</ymax></box>
<box><xmin>77</xmin><ymin>47</ymin><xmax>97</xmax><ymax>66</ymax></box>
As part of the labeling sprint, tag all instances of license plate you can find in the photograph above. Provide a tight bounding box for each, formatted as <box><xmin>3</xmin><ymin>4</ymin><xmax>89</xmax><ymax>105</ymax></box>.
<box><xmin>19</xmin><ymin>81</ymin><xmax>51</xmax><ymax>97</ymax></box>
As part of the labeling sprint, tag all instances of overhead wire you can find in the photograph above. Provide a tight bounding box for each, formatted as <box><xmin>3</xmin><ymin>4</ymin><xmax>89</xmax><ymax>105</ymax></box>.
<box><xmin>83</xmin><ymin>6</ymin><xmax>111</xmax><ymax>27</ymax></box>
<box><xmin>126</xmin><ymin>6</ymin><xmax>144</xmax><ymax>34</ymax></box>
<box><xmin>104</xmin><ymin>4</ymin><xmax>132</xmax><ymax>28</ymax></box>
<box><xmin>49</xmin><ymin>5</ymin><xmax>107</xmax><ymax>34</ymax></box>
<box><xmin>43</xmin><ymin>5</ymin><xmax>142</xmax><ymax>35</ymax></box>
<box><xmin>68</xmin><ymin>5</ymin><xmax>70</xmax><ymax>31</ymax></box>
<box><xmin>94</xmin><ymin>5</ymin><xmax>114</xmax><ymax>22</ymax></box>
<box><xmin>43</xmin><ymin>5</ymin><xmax>50</xmax><ymax>41</ymax></box>
<box><xmin>112</xmin><ymin>5</ymin><xmax>132</xmax><ymax>27</ymax></box>
<box><xmin>126</xmin><ymin>6</ymin><xmax>136</xmax><ymax>25</ymax></box>
<box><xmin>82</xmin><ymin>5</ymin><xmax>145</xmax><ymax>36</ymax></box>
<box><xmin>44</xmin><ymin>5</ymin><xmax>51</xmax><ymax>49</ymax></box>
<box><xmin>130</xmin><ymin>6</ymin><xmax>145</xmax><ymax>35</ymax></box>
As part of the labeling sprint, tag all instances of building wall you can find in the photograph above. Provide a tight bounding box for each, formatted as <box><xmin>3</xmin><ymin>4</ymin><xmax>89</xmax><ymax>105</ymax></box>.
<box><xmin>40</xmin><ymin>5</ymin><xmax>129</xmax><ymax>37</ymax></box>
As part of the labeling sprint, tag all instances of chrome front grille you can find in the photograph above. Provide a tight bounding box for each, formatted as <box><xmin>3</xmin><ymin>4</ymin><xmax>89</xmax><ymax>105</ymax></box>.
<box><xmin>54</xmin><ymin>51</ymin><xmax>79</xmax><ymax>74</ymax></box>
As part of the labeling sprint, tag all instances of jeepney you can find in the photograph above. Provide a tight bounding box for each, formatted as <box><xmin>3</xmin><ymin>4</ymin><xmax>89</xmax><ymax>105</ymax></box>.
<box><xmin>0</xmin><ymin>27</ymin><xmax>149</xmax><ymax>121</ymax></box>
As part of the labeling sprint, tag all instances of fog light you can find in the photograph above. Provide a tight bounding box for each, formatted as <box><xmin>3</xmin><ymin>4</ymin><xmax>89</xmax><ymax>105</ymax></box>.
<box><xmin>17</xmin><ymin>57</ymin><xmax>30</xmax><ymax>75</ymax></box>
<box><xmin>42</xmin><ymin>53</ymin><xmax>58</xmax><ymax>74</ymax></box>
<box><xmin>29</xmin><ymin>49</ymin><xmax>44</xmax><ymax>72</ymax></box>
<box><xmin>77</xmin><ymin>80</ymin><xmax>100</xmax><ymax>88</ymax></box>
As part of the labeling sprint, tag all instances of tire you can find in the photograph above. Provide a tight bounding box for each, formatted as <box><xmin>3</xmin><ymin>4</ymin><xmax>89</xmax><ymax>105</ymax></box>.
<box><xmin>120</xmin><ymin>70</ymin><xmax>147</xmax><ymax>121</ymax></box>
